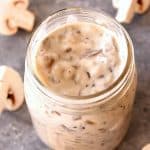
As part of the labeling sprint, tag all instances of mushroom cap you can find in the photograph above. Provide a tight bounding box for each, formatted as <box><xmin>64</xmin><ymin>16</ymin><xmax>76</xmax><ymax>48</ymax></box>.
<box><xmin>1</xmin><ymin>0</ymin><xmax>29</xmax><ymax>9</ymax></box>
<box><xmin>0</xmin><ymin>4</ymin><xmax>19</xmax><ymax>35</ymax></box>
<box><xmin>0</xmin><ymin>20</ymin><xmax>18</xmax><ymax>35</ymax></box>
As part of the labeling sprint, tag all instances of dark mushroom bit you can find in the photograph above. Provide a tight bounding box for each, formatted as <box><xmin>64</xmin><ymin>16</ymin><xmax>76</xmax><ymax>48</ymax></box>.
<box><xmin>35</xmin><ymin>22</ymin><xmax>122</xmax><ymax>96</ymax></box>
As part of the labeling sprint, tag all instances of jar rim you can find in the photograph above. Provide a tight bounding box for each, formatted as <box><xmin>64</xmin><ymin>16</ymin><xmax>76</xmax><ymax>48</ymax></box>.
<box><xmin>25</xmin><ymin>7</ymin><xmax>134</xmax><ymax>107</ymax></box>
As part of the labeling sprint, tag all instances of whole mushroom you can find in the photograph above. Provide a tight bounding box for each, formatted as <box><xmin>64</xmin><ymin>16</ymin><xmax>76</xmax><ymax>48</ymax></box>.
<box><xmin>0</xmin><ymin>0</ymin><xmax>35</xmax><ymax>35</ymax></box>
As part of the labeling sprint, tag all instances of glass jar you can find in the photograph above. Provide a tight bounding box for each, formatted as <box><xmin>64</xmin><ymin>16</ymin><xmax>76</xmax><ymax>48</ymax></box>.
<box><xmin>24</xmin><ymin>8</ymin><xmax>137</xmax><ymax>150</ymax></box>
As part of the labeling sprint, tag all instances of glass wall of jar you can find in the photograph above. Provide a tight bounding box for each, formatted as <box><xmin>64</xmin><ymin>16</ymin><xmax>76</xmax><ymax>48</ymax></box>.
<box><xmin>24</xmin><ymin>8</ymin><xmax>137</xmax><ymax>150</ymax></box>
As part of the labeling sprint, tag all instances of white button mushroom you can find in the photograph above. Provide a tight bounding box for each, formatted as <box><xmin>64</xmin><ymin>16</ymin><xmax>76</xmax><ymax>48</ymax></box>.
<box><xmin>115</xmin><ymin>0</ymin><xmax>137</xmax><ymax>23</ymax></box>
<box><xmin>0</xmin><ymin>0</ymin><xmax>35</xmax><ymax>35</ymax></box>
<box><xmin>0</xmin><ymin>66</ymin><xmax>24</xmax><ymax>113</ymax></box>
<box><xmin>113</xmin><ymin>0</ymin><xmax>150</xmax><ymax>23</ymax></box>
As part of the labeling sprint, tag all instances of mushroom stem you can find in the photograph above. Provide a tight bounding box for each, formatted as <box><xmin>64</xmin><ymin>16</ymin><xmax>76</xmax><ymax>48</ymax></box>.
<box><xmin>9</xmin><ymin>7</ymin><xmax>35</xmax><ymax>31</ymax></box>
<box><xmin>115</xmin><ymin>0</ymin><xmax>137</xmax><ymax>23</ymax></box>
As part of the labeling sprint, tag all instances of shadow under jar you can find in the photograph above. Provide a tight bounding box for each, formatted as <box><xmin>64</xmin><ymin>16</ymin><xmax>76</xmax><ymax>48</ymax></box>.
<box><xmin>24</xmin><ymin>8</ymin><xmax>137</xmax><ymax>150</ymax></box>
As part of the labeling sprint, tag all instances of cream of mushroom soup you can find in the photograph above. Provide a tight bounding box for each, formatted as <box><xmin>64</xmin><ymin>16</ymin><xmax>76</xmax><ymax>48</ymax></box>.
<box><xmin>35</xmin><ymin>22</ymin><xmax>126</xmax><ymax>96</ymax></box>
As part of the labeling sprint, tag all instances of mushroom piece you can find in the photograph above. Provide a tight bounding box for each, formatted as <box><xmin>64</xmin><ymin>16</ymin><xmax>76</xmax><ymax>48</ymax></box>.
<box><xmin>115</xmin><ymin>0</ymin><xmax>137</xmax><ymax>23</ymax></box>
<box><xmin>112</xmin><ymin>0</ymin><xmax>120</xmax><ymax>8</ymax></box>
<box><xmin>74</xmin><ymin>69</ymin><xmax>89</xmax><ymax>86</ymax></box>
<box><xmin>51</xmin><ymin>62</ymin><xmax>66</xmax><ymax>83</ymax></box>
<box><xmin>2</xmin><ymin>0</ymin><xmax>29</xmax><ymax>9</ymax></box>
<box><xmin>0</xmin><ymin>0</ymin><xmax>35</xmax><ymax>35</ymax></box>
<box><xmin>0</xmin><ymin>66</ymin><xmax>24</xmax><ymax>113</ymax></box>
<box><xmin>142</xmin><ymin>144</ymin><xmax>150</xmax><ymax>150</ymax></box>
<box><xmin>136</xmin><ymin>0</ymin><xmax>150</xmax><ymax>14</ymax></box>
<box><xmin>113</xmin><ymin>0</ymin><xmax>150</xmax><ymax>23</ymax></box>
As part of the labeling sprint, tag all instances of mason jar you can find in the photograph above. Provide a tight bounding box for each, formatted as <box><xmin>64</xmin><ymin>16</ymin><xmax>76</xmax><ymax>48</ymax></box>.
<box><xmin>24</xmin><ymin>8</ymin><xmax>137</xmax><ymax>150</ymax></box>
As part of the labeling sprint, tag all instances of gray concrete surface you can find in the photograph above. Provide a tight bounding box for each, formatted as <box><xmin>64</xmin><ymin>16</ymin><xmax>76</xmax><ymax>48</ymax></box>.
<box><xmin>0</xmin><ymin>0</ymin><xmax>149</xmax><ymax>150</ymax></box>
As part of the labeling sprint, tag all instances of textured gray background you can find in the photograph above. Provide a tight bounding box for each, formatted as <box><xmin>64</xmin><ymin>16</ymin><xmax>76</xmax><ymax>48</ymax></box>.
<box><xmin>0</xmin><ymin>0</ymin><xmax>150</xmax><ymax>150</ymax></box>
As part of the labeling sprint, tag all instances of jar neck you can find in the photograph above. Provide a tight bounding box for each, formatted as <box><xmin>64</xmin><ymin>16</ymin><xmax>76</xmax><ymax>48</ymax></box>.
<box><xmin>25</xmin><ymin>8</ymin><xmax>135</xmax><ymax>110</ymax></box>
